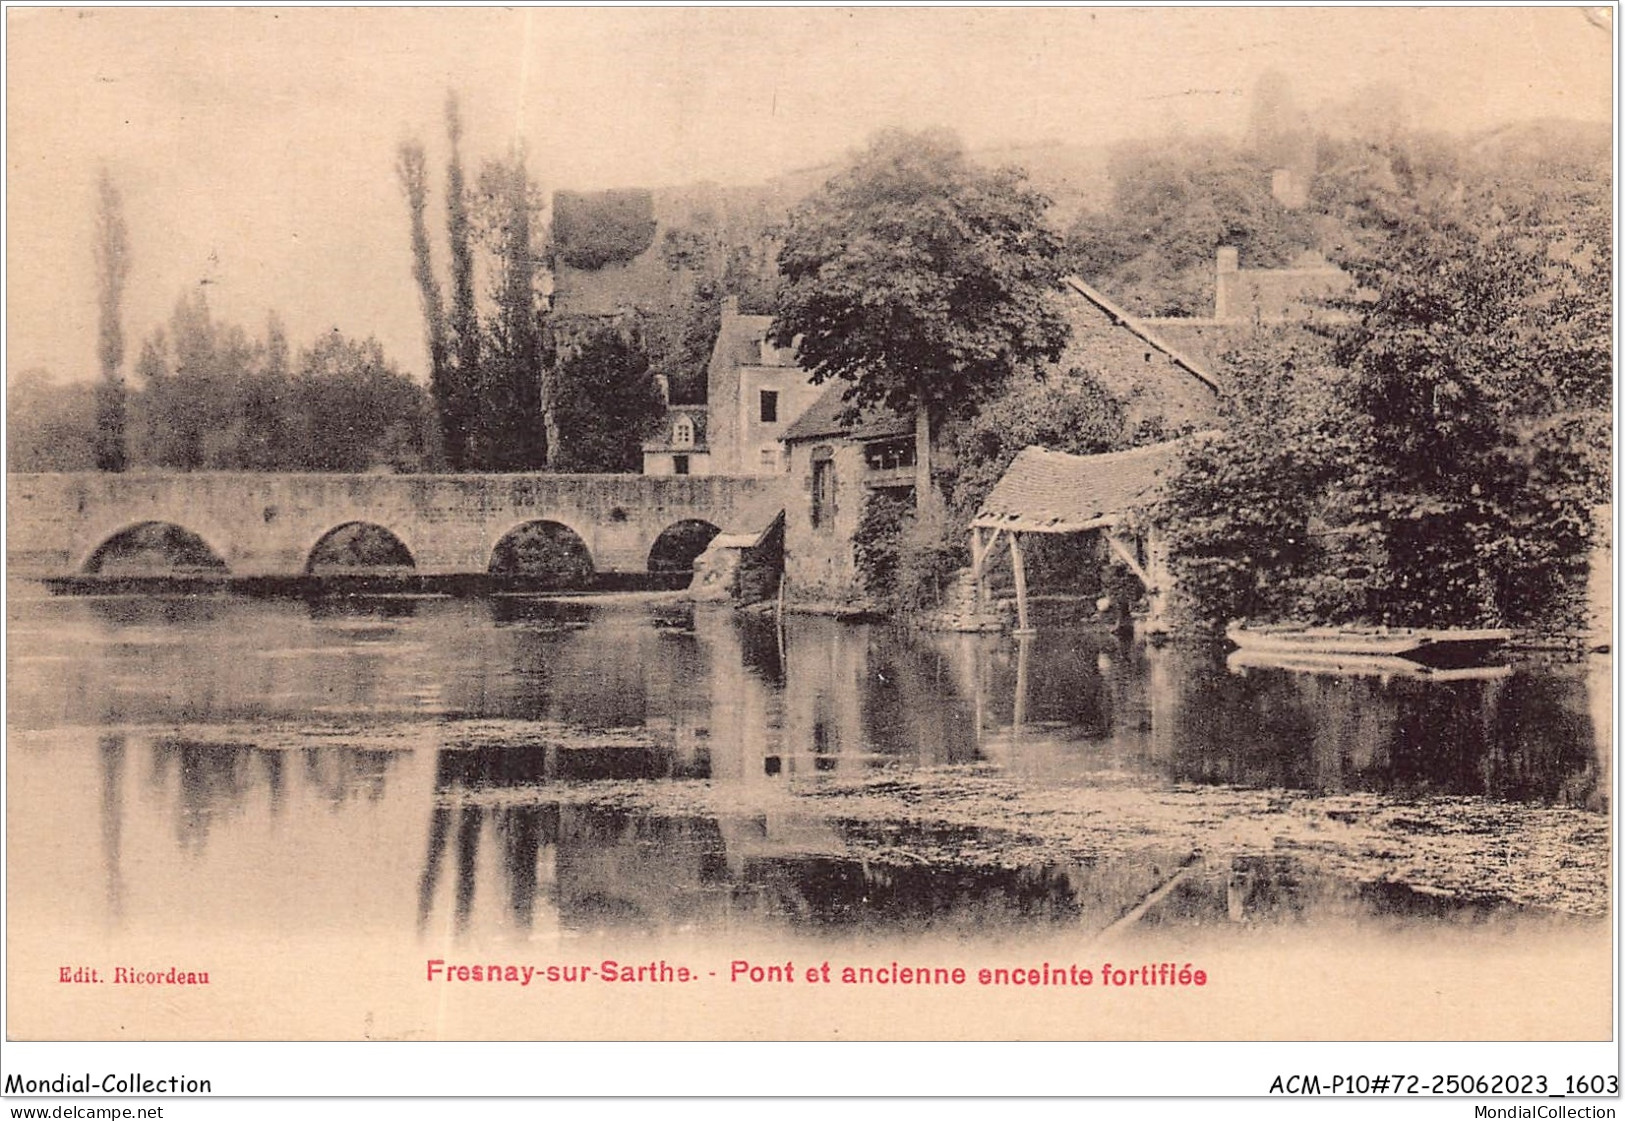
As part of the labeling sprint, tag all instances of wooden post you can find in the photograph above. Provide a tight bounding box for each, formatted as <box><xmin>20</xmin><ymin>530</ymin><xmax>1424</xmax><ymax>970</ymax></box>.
<box><xmin>914</xmin><ymin>398</ymin><xmax>934</xmax><ymax>517</ymax></box>
<box><xmin>971</xmin><ymin>526</ymin><xmax>1005</xmax><ymax>619</ymax></box>
<box><xmin>1012</xmin><ymin>629</ymin><xmax>1032</xmax><ymax>734</ymax></box>
<box><xmin>1144</xmin><ymin>523</ymin><xmax>1171</xmax><ymax>635</ymax></box>
<box><xmin>970</xmin><ymin>527</ymin><xmax>985</xmax><ymax>614</ymax></box>
<box><xmin>1008</xmin><ymin>531</ymin><xmax>1033</xmax><ymax>634</ymax></box>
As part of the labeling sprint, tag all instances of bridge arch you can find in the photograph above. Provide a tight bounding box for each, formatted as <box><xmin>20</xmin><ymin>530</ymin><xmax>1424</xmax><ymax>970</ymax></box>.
<box><xmin>82</xmin><ymin>520</ymin><xmax>230</xmax><ymax>575</ymax></box>
<box><xmin>647</xmin><ymin>519</ymin><xmax>721</xmax><ymax>574</ymax></box>
<box><xmin>304</xmin><ymin>521</ymin><xmax>416</xmax><ymax>574</ymax></box>
<box><xmin>488</xmin><ymin>519</ymin><xmax>595</xmax><ymax>586</ymax></box>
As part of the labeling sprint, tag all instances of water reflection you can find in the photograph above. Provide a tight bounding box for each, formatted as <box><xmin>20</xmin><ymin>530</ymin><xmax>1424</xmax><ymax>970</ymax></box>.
<box><xmin>97</xmin><ymin>734</ymin><xmax>125</xmax><ymax>922</ymax></box>
<box><xmin>5</xmin><ymin>590</ymin><xmax>1609</xmax><ymax>945</ymax></box>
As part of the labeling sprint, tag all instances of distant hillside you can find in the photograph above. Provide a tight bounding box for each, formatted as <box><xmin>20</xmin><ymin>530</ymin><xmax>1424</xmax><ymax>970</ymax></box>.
<box><xmin>550</xmin><ymin>140</ymin><xmax>1113</xmax><ymax>319</ymax></box>
<box><xmin>1464</xmin><ymin>117</ymin><xmax>1611</xmax><ymax>172</ymax></box>
<box><xmin>974</xmin><ymin>140</ymin><xmax>1116</xmax><ymax>226</ymax></box>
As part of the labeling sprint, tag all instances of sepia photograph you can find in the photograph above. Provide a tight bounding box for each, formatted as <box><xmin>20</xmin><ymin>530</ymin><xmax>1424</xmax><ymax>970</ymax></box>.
<box><xmin>2</xmin><ymin>3</ymin><xmax>1616</xmax><ymax>1103</ymax></box>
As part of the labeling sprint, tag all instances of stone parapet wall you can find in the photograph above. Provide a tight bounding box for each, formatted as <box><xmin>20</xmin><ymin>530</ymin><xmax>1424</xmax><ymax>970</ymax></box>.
<box><xmin>8</xmin><ymin>471</ymin><xmax>790</xmax><ymax>578</ymax></box>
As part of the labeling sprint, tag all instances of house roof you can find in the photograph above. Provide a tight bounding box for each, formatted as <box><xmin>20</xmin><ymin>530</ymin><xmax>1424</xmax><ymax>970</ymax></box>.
<box><xmin>780</xmin><ymin>381</ymin><xmax>914</xmax><ymax>444</ymax></box>
<box><xmin>1059</xmin><ymin>277</ymin><xmax>1220</xmax><ymax>392</ymax></box>
<box><xmin>971</xmin><ymin>439</ymin><xmax>1194</xmax><ymax>533</ymax></box>
<box><xmin>779</xmin><ymin>277</ymin><xmax>1219</xmax><ymax>446</ymax></box>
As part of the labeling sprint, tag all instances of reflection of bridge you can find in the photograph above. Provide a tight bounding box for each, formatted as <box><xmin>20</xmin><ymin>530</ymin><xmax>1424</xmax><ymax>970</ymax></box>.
<box><xmin>7</xmin><ymin>472</ymin><xmax>789</xmax><ymax>577</ymax></box>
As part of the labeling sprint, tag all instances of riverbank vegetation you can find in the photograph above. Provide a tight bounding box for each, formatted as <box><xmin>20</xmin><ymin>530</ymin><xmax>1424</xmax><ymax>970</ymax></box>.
<box><xmin>10</xmin><ymin>291</ymin><xmax>433</xmax><ymax>474</ymax></box>
<box><xmin>1158</xmin><ymin>163</ymin><xmax>1609</xmax><ymax>631</ymax></box>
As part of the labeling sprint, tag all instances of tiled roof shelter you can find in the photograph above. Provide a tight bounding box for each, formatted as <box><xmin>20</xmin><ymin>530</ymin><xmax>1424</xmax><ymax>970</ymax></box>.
<box><xmin>969</xmin><ymin>437</ymin><xmax>1203</xmax><ymax>633</ymax></box>
<box><xmin>972</xmin><ymin>441</ymin><xmax>1187</xmax><ymax>535</ymax></box>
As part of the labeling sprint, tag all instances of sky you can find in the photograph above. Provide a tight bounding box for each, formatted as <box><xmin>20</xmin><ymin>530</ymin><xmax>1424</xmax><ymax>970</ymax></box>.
<box><xmin>4</xmin><ymin>6</ymin><xmax>1614</xmax><ymax>386</ymax></box>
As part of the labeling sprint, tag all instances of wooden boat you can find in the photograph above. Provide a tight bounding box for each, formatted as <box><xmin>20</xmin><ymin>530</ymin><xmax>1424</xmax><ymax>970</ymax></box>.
<box><xmin>1225</xmin><ymin>624</ymin><xmax>1511</xmax><ymax>667</ymax></box>
<box><xmin>1227</xmin><ymin>648</ymin><xmax>1513</xmax><ymax>683</ymax></box>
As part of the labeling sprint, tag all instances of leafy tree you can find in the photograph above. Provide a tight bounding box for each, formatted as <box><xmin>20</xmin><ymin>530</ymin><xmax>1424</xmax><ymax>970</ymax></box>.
<box><xmin>399</xmin><ymin>93</ymin><xmax>561</xmax><ymax>472</ymax></box>
<box><xmin>122</xmin><ymin>292</ymin><xmax>427</xmax><ymax>474</ymax></box>
<box><xmin>771</xmin><ymin>129</ymin><xmax>1070</xmax><ymax>510</ymax></box>
<box><xmin>235</xmin><ymin>312</ymin><xmax>293</xmax><ymax>470</ymax></box>
<box><xmin>1327</xmin><ymin>187</ymin><xmax>1605</xmax><ymax>626</ymax></box>
<box><xmin>949</xmin><ymin>370</ymin><xmax>1126</xmax><ymax>519</ymax></box>
<box><xmin>1157</xmin><ymin>330</ymin><xmax>1362</xmax><ymax>624</ymax></box>
<box><xmin>287</xmin><ymin>331</ymin><xmax>430</xmax><ymax>473</ymax></box>
<box><xmin>1161</xmin><ymin>182</ymin><xmax>1608</xmax><ymax>631</ymax></box>
<box><xmin>6</xmin><ymin>369</ymin><xmax>98</xmax><ymax>472</ymax></box>
<box><xmin>551</xmin><ymin>328</ymin><xmax>666</xmax><ymax>473</ymax></box>
<box><xmin>137</xmin><ymin>289</ymin><xmax>227</xmax><ymax>469</ymax></box>
<box><xmin>92</xmin><ymin>168</ymin><xmax>131</xmax><ymax>472</ymax></box>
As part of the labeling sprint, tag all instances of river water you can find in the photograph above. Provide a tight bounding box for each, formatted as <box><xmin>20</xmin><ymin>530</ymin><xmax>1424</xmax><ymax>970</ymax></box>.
<box><xmin>5</xmin><ymin>588</ymin><xmax>1613</xmax><ymax>1040</ymax></box>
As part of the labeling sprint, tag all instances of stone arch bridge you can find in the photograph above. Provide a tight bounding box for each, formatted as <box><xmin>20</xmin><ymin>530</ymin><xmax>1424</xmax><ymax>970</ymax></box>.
<box><xmin>6</xmin><ymin>472</ymin><xmax>790</xmax><ymax>578</ymax></box>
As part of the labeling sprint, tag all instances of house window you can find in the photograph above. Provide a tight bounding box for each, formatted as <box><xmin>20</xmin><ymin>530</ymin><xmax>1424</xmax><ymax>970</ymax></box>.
<box><xmin>759</xmin><ymin>389</ymin><xmax>779</xmax><ymax>423</ymax></box>
<box><xmin>672</xmin><ymin>414</ymin><xmax>695</xmax><ymax>449</ymax></box>
<box><xmin>810</xmin><ymin>449</ymin><xmax>835</xmax><ymax>529</ymax></box>
<box><xmin>673</xmin><ymin>455</ymin><xmax>690</xmax><ymax>476</ymax></box>
<box><xmin>863</xmin><ymin>437</ymin><xmax>916</xmax><ymax>471</ymax></box>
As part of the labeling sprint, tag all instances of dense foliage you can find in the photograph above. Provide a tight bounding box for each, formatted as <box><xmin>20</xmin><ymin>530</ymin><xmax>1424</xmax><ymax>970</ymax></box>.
<box><xmin>850</xmin><ymin>370</ymin><xmax>1130</xmax><ymax>613</ymax></box>
<box><xmin>550</xmin><ymin>328</ymin><xmax>667</xmax><ymax>473</ymax></box>
<box><xmin>395</xmin><ymin>139</ymin><xmax>452</xmax><ymax>466</ymax></box>
<box><xmin>7</xmin><ymin>371</ymin><xmax>98</xmax><ymax>472</ymax></box>
<box><xmin>948</xmin><ymin>371</ymin><xmax>1126</xmax><ymax>519</ymax></box>
<box><xmin>396</xmin><ymin>94</ymin><xmax>550</xmax><ymax>471</ymax></box>
<box><xmin>852</xmin><ymin>492</ymin><xmax>965</xmax><ymax>614</ymax></box>
<box><xmin>92</xmin><ymin>169</ymin><xmax>131</xmax><ymax>472</ymax></box>
<box><xmin>473</xmin><ymin>149</ymin><xmax>549</xmax><ymax>470</ymax></box>
<box><xmin>1067</xmin><ymin>138</ymin><xmax>1313</xmax><ymax>317</ymax></box>
<box><xmin>552</xmin><ymin>189</ymin><xmax>659</xmax><ymax>270</ymax></box>
<box><xmin>444</xmin><ymin>93</ymin><xmax>482</xmax><ymax>469</ymax></box>
<box><xmin>1159</xmin><ymin>180</ymin><xmax>1609</xmax><ymax>629</ymax></box>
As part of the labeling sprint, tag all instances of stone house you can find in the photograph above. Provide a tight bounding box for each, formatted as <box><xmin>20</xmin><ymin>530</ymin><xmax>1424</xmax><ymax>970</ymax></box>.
<box><xmin>777</xmin><ymin>384</ymin><xmax>923</xmax><ymax>602</ymax></box>
<box><xmin>641</xmin><ymin>406</ymin><xmax>711</xmax><ymax>477</ymax></box>
<box><xmin>642</xmin><ymin>297</ymin><xmax>826</xmax><ymax>477</ymax></box>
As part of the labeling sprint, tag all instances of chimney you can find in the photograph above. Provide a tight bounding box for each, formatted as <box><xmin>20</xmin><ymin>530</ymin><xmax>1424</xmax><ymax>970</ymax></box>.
<box><xmin>1271</xmin><ymin>167</ymin><xmax>1308</xmax><ymax>210</ymax></box>
<box><xmin>654</xmin><ymin>374</ymin><xmax>670</xmax><ymax>405</ymax></box>
<box><xmin>1215</xmin><ymin>248</ymin><xmax>1240</xmax><ymax>321</ymax></box>
<box><xmin>721</xmin><ymin>295</ymin><xmax>740</xmax><ymax>319</ymax></box>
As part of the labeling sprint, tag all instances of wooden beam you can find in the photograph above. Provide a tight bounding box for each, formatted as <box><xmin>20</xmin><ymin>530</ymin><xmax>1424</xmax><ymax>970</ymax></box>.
<box><xmin>1009</xmin><ymin>531</ymin><xmax>1033</xmax><ymax>634</ymax></box>
<box><xmin>1105</xmin><ymin>531</ymin><xmax>1152</xmax><ymax>589</ymax></box>
<box><xmin>971</xmin><ymin>525</ymin><xmax>1003</xmax><ymax>570</ymax></box>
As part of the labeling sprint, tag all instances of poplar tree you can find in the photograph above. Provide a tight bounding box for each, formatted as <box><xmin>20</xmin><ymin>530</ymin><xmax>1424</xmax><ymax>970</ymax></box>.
<box><xmin>445</xmin><ymin>92</ymin><xmax>481</xmax><ymax>468</ymax></box>
<box><xmin>92</xmin><ymin>168</ymin><xmax>130</xmax><ymax>472</ymax></box>
<box><xmin>396</xmin><ymin>140</ymin><xmax>453</xmax><ymax>467</ymax></box>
